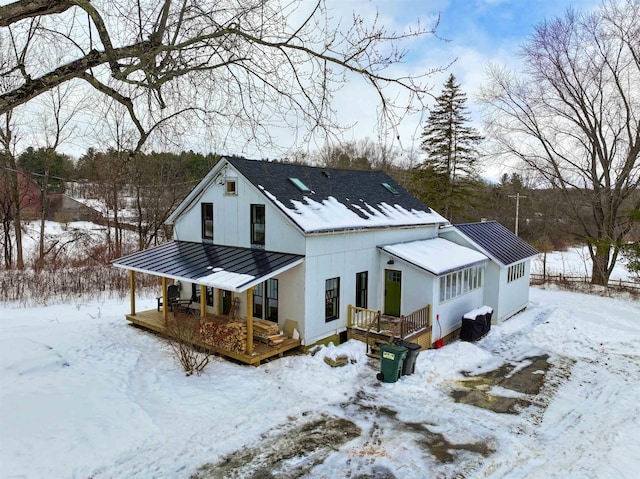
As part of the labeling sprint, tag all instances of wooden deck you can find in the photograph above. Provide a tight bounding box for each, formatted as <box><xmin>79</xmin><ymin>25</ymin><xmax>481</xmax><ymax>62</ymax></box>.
<box><xmin>125</xmin><ymin>309</ymin><xmax>302</xmax><ymax>366</ymax></box>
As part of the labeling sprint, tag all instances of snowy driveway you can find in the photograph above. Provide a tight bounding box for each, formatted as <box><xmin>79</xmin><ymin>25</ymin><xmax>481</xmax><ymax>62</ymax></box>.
<box><xmin>1</xmin><ymin>288</ymin><xmax>639</xmax><ymax>478</ymax></box>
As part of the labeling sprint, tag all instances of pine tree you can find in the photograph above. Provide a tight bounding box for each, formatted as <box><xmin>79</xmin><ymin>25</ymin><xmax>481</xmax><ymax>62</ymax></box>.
<box><xmin>415</xmin><ymin>74</ymin><xmax>482</xmax><ymax>220</ymax></box>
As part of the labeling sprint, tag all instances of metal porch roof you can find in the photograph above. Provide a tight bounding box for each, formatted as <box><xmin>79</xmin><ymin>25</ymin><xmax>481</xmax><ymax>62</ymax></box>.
<box><xmin>112</xmin><ymin>241</ymin><xmax>304</xmax><ymax>292</ymax></box>
<box><xmin>454</xmin><ymin>221</ymin><xmax>538</xmax><ymax>266</ymax></box>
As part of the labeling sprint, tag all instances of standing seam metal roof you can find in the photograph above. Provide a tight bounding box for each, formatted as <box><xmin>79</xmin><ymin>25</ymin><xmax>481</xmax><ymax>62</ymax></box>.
<box><xmin>112</xmin><ymin>241</ymin><xmax>304</xmax><ymax>292</ymax></box>
<box><xmin>454</xmin><ymin>221</ymin><xmax>538</xmax><ymax>266</ymax></box>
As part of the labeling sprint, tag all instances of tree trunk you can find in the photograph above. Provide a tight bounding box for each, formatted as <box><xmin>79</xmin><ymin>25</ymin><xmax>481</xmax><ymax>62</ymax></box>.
<box><xmin>2</xmin><ymin>217</ymin><xmax>12</xmax><ymax>268</ymax></box>
<box><xmin>590</xmin><ymin>243</ymin><xmax>611</xmax><ymax>286</ymax></box>
<box><xmin>7</xmin><ymin>161</ymin><xmax>24</xmax><ymax>269</ymax></box>
<box><xmin>37</xmin><ymin>168</ymin><xmax>49</xmax><ymax>270</ymax></box>
<box><xmin>112</xmin><ymin>181</ymin><xmax>121</xmax><ymax>259</ymax></box>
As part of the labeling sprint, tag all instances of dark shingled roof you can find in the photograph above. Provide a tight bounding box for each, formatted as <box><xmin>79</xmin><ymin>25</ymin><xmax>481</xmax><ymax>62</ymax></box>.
<box><xmin>112</xmin><ymin>241</ymin><xmax>303</xmax><ymax>292</ymax></box>
<box><xmin>454</xmin><ymin>221</ymin><xmax>538</xmax><ymax>266</ymax></box>
<box><xmin>226</xmin><ymin>157</ymin><xmax>431</xmax><ymax>217</ymax></box>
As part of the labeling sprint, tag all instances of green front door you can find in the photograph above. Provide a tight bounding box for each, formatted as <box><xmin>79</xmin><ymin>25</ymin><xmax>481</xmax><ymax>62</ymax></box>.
<box><xmin>384</xmin><ymin>269</ymin><xmax>401</xmax><ymax>317</ymax></box>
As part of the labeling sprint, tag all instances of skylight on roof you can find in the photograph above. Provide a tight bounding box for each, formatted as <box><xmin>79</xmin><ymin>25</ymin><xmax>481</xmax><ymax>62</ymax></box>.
<box><xmin>290</xmin><ymin>177</ymin><xmax>311</xmax><ymax>192</ymax></box>
<box><xmin>382</xmin><ymin>182</ymin><xmax>399</xmax><ymax>195</ymax></box>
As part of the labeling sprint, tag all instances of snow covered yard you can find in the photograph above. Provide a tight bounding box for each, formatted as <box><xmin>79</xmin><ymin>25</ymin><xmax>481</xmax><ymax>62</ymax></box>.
<box><xmin>1</xmin><ymin>289</ymin><xmax>640</xmax><ymax>478</ymax></box>
<box><xmin>532</xmin><ymin>247</ymin><xmax>635</xmax><ymax>282</ymax></box>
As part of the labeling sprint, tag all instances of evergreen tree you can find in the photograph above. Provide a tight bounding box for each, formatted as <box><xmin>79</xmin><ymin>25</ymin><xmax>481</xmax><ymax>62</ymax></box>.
<box><xmin>415</xmin><ymin>74</ymin><xmax>482</xmax><ymax>220</ymax></box>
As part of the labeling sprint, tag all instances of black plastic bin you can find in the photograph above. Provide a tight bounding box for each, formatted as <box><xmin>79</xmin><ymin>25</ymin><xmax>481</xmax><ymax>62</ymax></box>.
<box><xmin>393</xmin><ymin>339</ymin><xmax>421</xmax><ymax>375</ymax></box>
<box><xmin>460</xmin><ymin>307</ymin><xmax>493</xmax><ymax>341</ymax></box>
<box><xmin>484</xmin><ymin>311</ymin><xmax>492</xmax><ymax>333</ymax></box>
<box><xmin>460</xmin><ymin>317</ymin><xmax>485</xmax><ymax>341</ymax></box>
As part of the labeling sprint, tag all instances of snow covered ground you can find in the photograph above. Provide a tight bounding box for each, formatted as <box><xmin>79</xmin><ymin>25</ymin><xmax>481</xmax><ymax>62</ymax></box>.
<box><xmin>531</xmin><ymin>247</ymin><xmax>634</xmax><ymax>282</ymax></box>
<box><xmin>1</xmin><ymin>288</ymin><xmax>639</xmax><ymax>478</ymax></box>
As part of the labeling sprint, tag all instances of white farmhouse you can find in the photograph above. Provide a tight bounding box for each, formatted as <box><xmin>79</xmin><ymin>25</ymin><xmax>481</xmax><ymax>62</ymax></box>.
<box><xmin>113</xmin><ymin>157</ymin><xmax>537</xmax><ymax>363</ymax></box>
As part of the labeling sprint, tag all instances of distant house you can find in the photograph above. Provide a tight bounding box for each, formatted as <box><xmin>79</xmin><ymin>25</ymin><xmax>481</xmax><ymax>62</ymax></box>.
<box><xmin>113</xmin><ymin>157</ymin><xmax>537</xmax><ymax>363</ymax></box>
<box><xmin>0</xmin><ymin>172</ymin><xmax>102</xmax><ymax>222</ymax></box>
<box><xmin>46</xmin><ymin>194</ymin><xmax>103</xmax><ymax>223</ymax></box>
<box><xmin>0</xmin><ymin>171</ymin><xmax>43</xmax><ymax>220</ymax></box>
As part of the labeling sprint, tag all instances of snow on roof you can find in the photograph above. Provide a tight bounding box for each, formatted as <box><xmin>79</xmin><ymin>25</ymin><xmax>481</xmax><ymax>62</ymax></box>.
<box><xmin>197</xmin><ymin>269</ymin><xmax>255</xmax><ymax>291</ymax></box>
<box><xmin>262</xmin><ymin>190</ymin><xmax>447</xmax><ymax>233</ymax></box>
<box><xmin>381</xmin><ymin>238</ymin><xmax>488</xmax><ymax>275</ymax></box>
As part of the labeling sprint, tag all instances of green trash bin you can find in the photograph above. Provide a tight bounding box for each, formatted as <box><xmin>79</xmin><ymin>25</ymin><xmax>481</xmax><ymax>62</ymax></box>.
<box><xmin>376</xmin><ymin>344</ymin><xmax>408</xmax><ymax>383</ymax></box>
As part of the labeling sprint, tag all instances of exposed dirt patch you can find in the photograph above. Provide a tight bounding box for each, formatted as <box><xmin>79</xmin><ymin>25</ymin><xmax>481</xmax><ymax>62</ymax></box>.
<box><xmin>345</xmin><ymin>391</ymin><xmax>493</xmax><ymax>467</ymax></box>
<box><xmin>451</xmin><ymin>354</ymin><xmax>553</xmax><ymax>413</ymax></box>
<box><xmin>190</xmin><ymin>413</ymin><xmax>360</xmax><ymax>479</ymax></box>
<box><xmin>400</xmin><ymin>422</ymin><xmax>494</xmax><ymax>463</ymax></box>
<box><xmin>351</xmin><ymin>465</ymin><xmax>398</xmax><ymax>479</ymax></box>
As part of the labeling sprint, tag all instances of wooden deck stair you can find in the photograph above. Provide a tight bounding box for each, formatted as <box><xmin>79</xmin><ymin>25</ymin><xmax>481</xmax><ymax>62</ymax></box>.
<box><xmin>367</xmin><ymin>335</ymin><xmax>394</xmax><ymax>359</ymax></box>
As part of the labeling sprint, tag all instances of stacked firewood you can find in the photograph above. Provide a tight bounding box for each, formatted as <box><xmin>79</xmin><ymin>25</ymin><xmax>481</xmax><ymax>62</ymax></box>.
<box><xmin>253</xmin><ymin>320</ymin><xmax>286</xmax><ymax>347</ymax></box>
<box><xmin>200</xmin><ymin>321</ymin><xmax>247</xmax><ymax>353</ymax></box>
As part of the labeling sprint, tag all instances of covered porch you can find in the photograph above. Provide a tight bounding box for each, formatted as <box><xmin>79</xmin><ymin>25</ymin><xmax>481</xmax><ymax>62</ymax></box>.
<box><xmin>125</xmin><ymin>308</ymin><xmax>301</xmax><ymax>366</ymax></box>
<box><xmin>113</xmin><ymin>241</ymin><xmax>305</xmax><ymax>366</ymax></box>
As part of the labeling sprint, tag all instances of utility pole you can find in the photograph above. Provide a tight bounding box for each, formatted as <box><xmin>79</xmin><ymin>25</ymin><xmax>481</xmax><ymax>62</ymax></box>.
<box><xmin>508</xmin><ymin>193</ymin><xmax>527</xmax><ymax>236</ymax></box>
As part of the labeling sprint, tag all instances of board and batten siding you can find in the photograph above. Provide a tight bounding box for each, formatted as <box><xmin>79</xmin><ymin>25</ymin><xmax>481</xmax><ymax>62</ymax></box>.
<box><xmin>302</xmin><ymin>225</ymin><xmax>438</xmax><ymax>345</ymax></box>
<box><xmin>172</xmin><ymin>167</ymin><xmax>305</xmax><ymax>254</ymax></box>
<box><xmin>495</xmin><ymin>260</ymin><xmax>531</xmax><ymax>321</ymax></box>
<box><xmin>434</xmin><ymin>286</ymin><xmax>485</xmax><ymax>340</ymax></box>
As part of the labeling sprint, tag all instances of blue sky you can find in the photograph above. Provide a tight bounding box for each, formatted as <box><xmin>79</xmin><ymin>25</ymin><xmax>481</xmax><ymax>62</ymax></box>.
<box><xmin>326</xmin><ymin>0</ymin><xmax>602</xmax><ymax>157</ymax></box>
<box><xmin>0</xmin><ymin>0</ymin><xmax>604</xmax><ymax>166</ymax></box>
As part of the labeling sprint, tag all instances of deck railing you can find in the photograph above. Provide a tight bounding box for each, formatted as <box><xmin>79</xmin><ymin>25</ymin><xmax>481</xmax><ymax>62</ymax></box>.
<box><xmin>347</xmin><ymin>304</ymin><xmax>431</xmax><ymax>339</ymax></box>
<box><xmin>347</xmin><ymin>305</ymin><xmax>381</xmax><ymax>330</ymax></box>
<box><xmin>400</xmin><ymin>304</ymin><xmax>431</xmax><ymax>338</ymax></box>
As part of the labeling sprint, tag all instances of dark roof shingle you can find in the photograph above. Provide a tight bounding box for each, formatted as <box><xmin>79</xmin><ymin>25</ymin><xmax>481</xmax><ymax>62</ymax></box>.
<box><xmin>226</xmin><ymin>156</ymin><xmax>432</xmax><ymax>218</ymax></box>
<box><xmin>454</xmin><ymin>221</ymin><xmax>538</xmax><ymax>266</ymax></box>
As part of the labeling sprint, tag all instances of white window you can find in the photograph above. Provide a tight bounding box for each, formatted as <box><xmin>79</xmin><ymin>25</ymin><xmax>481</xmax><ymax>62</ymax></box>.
<box><xmin>439</xmin><ymin>265</ymin><xmax>484</xmax><ymax>303</ymax></box>
<box><xmin>508</xmin><ymin>262</ymin><xmax>525</xmax><ymax>282</ymax></box>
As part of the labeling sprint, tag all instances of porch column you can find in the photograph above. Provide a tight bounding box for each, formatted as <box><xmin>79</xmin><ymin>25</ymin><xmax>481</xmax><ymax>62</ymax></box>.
<box><xmin>246</xmin><ymin>287</ymin><xmax>254</xmax><ymax>355</ymax></box>
<box><xmin>129</xmin><ymin>270</ymin><xmax>136</xmax><ymax>315</ymax></box>
<box><xmin>161</xmin><ymin>276</ymin><xmax>168</xmax><ymax>324</ymax></box>
<box><xmin>200</xmin><ymin>284</ymin><xmax>206</xmax><ymax>318</ymax></box>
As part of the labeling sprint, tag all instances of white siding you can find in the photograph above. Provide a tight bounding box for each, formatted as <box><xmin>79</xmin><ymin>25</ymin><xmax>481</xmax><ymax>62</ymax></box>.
<box><xmin>302</xmin><ymin>225</ymin><xmax>438</xmax><ymax>344</ymax></box>
<box><xmin>433</xmin><ymin>287</ymin><xmax>485</xmax><ymax>339</ymax></box>
<box><xmin>496</xmin><ymin>260</ymin><xmax>531</xmax><ymax>321</ymax></box>
<box><xmin>439</xmin><ymin>227</ymin><xmax>533</xmax><ymax>323</ymax></box>
<box><xmin>483</xmin><ymin>263</ymin><xmax>501</xmax><ymax>319</ymax></box>
<box><xmin>173</xmin><ymin>166</ymin><xmax>305</xmax><ymax>254</ymax></box>
<box><xmin>238</xmin><ymin>263</ymin><xmax>307</xmax><ymax>333</ymax></box>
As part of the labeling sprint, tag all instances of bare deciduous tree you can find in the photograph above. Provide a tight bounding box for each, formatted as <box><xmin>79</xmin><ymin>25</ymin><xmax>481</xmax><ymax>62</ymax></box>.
<box><xmin>480</xmin><ymin>0</ymin><xmax>640</xmax><ymax>285</ymax></box>
<box><xmin>317</xmin><ymin>138</ymin><xmax>401</xmax><ymax>171</ymax></box>
<box><xmin>0</xmin><ymin>1</ymin><xmax>443</xmax><ymax>151</ymax></box>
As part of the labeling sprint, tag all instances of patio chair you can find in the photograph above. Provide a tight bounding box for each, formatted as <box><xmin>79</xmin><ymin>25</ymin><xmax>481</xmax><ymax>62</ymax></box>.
<box><xmin>157</xmin><ymin>284</ymin><xmax>180</xmax><ymax>311</ymax></box>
